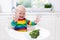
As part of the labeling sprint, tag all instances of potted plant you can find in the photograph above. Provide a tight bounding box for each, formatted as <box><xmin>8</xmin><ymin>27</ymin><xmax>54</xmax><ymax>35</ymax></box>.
<box><xmin>44</xmin><ymin>3</ymin><xmax>52</xmax><ymax>8</ymax></box>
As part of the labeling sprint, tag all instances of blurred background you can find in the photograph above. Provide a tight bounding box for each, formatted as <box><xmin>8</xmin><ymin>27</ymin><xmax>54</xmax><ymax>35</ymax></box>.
<box><xmin>0</xmin><ymin>0</ymin><xmax>60</xmax><ymax>40</ymax></box>
<box><xmin>0</xmin><ymin>0</ymin><xmax>60</xmax><ymax>13</ymax></box>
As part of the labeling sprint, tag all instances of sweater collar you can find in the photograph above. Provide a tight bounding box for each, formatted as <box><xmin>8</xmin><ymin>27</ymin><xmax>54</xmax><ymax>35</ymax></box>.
<box><xmin>18</xmin><ymin>18</ymin><xmax>26</xmax><ymax>20</ymax></box>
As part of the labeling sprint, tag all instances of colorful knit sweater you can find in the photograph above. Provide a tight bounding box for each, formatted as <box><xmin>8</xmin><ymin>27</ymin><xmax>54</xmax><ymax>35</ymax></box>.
<box><xmin>11</xmin><ymin>18</ymin><xmax>36</xmax><ymax>32</ymax></box>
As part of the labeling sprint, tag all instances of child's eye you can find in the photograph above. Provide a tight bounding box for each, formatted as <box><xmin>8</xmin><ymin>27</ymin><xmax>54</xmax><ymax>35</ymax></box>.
<box><xmin>23</xmin><ymin>13</ymin><xmax>25</xmax><ymax>14</ymax></box>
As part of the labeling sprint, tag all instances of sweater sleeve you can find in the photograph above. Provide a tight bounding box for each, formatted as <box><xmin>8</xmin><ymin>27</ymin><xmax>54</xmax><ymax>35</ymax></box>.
<box><xmin>11</xmin><ymin>20</ymin><xmax>17</xmax><ymax>27</ymax></box>
<box><xmin>27</xmin><ymin>20</ymin><xmax>36</xmax><ymax>26</ymax></box>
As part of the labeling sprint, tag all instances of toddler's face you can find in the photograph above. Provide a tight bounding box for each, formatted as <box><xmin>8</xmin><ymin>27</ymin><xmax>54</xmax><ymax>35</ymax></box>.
<box><xmin>15</xmin><ymin>6</ymin><xmax>25</xmax><ymax>19</ymax></box>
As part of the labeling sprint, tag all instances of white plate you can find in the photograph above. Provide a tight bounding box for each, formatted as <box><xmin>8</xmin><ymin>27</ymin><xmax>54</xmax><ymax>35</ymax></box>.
<box><xmin>26</xmin><ymin>25</ymin><xmax>50</xmax><ymax>40</ymax></box>
<box><xmin>5</xmin><ymin>25</ymin><xmax>50</xmax><ymax>40</ymax></box>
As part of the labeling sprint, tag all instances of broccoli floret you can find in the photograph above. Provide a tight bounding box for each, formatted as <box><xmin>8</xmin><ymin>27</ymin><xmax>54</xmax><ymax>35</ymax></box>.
<box><xmin>29</xmin><ymin>29</ymin><xmax>40</xmax><ymax>39</ymax></box>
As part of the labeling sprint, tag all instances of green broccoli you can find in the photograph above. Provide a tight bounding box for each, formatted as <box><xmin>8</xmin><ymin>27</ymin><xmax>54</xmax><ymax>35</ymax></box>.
<box><xmin>29</xmin><ymin>29</ymin><xmax>40</xmax><ymax>39</ymax></box>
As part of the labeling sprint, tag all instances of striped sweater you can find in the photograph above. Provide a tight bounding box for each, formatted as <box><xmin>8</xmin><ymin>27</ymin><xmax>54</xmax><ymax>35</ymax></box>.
<box><xmin>11</xmin><ymin>18</ymin><xmax>36</xmax><ymax>32</ymax></box>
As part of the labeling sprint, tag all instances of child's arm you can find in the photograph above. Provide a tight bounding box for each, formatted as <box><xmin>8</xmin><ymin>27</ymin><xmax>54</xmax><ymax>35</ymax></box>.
<box><xmin>27</xmin><ymin>15</ymin><xmax>39</xmax><ymax>26</ymax></box>
<box><xmin>11</xmin><ymin>16</ymin><xmax>17</xmax><ymax>28</ymax></box>
<box><xmin>11</xmin><ymin>20</ymin><xmax>17</xmax><ymax>27</ymax></box>
<box><xmin>27</xmin><ymin>20</ymin><xmax>37</xmax><ymax>26</ymax></box>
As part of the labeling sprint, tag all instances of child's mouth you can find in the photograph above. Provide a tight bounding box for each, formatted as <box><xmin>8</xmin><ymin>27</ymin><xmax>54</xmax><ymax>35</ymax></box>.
<box><xmin>19</xmin><ymin>16</ymin><xmax>23</xmax><ymax>18</ymax></box>
<box><xmin>19</xmin><ymin>16</ymin><xmax>24</xmax><ymax>19</ymax></box>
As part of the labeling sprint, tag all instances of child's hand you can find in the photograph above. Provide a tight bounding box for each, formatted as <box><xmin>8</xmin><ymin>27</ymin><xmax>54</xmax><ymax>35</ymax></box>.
<box><xmin>35</xmin><ymin>15</ymin><xmax>40</xmax><ymax>24</ymax></box>
<box><xmin>13</xmin><ymin>17</ymin><xmax>17</xmax><ymax>22</ymax></box>
<box><xmin>13</xmin><ymin>16</ymin><xmax>18</xmax><ymax>22</ymax></box>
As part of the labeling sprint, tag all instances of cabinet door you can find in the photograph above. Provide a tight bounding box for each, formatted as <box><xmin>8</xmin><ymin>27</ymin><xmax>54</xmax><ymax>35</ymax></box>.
<box><xmin>56</xmin><ymin>14</ymin><xmax>60</xmax><ymax>40</ymax></box>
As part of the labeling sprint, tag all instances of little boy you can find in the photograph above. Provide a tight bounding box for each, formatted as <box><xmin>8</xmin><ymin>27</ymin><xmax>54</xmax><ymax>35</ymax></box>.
<box><xmin>11</xmin><ymin>5</ymin><xmax>39</xmax><ymax>32</ymax></box>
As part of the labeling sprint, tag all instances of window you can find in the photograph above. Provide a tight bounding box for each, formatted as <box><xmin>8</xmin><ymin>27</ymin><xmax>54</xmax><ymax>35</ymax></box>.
<box><xmin>12</xmin><ymin>0</ymin><xmax>49</xmax><ymax>12</ymax></box>
<box><xmin>16</xmin><ymin>0</ymin><xmax>31</xmax><ymax>8</ymax></box>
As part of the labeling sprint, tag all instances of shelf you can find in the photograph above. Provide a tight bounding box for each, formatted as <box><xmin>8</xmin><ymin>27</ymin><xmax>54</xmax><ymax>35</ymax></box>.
<box><xmin>0</xmin><ymin>12</ymin><xmax>60</xmax><ymax>16</ymax></box>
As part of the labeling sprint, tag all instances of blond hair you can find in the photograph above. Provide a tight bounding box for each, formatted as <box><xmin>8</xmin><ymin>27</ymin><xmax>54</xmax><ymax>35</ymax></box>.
<box><xmin>15</xmin><ymin>5</ymin><xmax>25</xmax><ymax>11</ymax></box>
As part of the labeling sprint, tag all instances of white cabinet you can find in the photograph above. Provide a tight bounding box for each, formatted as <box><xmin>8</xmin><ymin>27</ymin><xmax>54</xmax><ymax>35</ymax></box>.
<box><xmin>55</xmin><ymin>15</ymin><xmax>60</xmax><ymax>40</ymax></box>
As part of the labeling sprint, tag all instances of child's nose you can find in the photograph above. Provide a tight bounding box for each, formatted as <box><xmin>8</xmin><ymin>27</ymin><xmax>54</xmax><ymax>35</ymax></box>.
<box><xmin>20</xmin><ymin>14</ymin><xmax>23</xmax><ymax>16</ymax></box>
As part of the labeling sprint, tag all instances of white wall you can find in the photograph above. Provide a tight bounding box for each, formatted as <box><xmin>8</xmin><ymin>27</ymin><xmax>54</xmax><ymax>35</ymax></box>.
<box><xmin>0</xmin><ymin>0</ymin><xmax>12</xmax><ymax>12</ymax></box>
<box><xmin>49</xmin><ymin>0</ymin><xmax>60</xmax><ymax>12</ymax></box>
